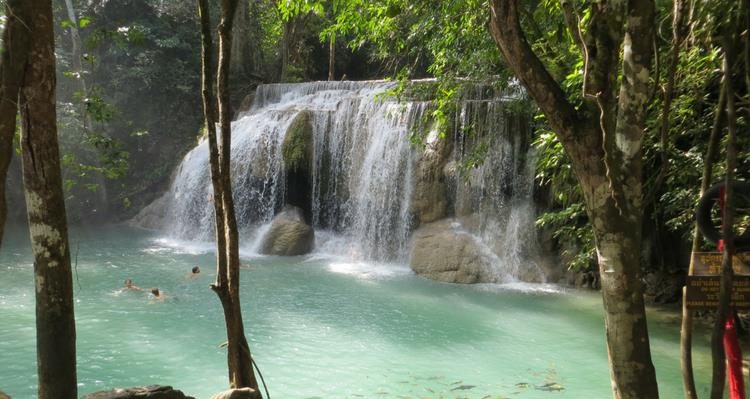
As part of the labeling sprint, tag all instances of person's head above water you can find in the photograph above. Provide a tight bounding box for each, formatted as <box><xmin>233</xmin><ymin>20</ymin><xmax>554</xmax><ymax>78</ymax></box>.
<box><xmin>191</xmin><ymin>266</ymin><xmax>200</xmax><ymax>274</ymax></box>
<box><xmin>124</xmin><ymin>279</ymin><xmax>139</xmax><ymax>288</ymax></box>
<box><xmin>151</xmin><ymin>288</ymin><xmax>160</xmax><ymax>296</ymax></box>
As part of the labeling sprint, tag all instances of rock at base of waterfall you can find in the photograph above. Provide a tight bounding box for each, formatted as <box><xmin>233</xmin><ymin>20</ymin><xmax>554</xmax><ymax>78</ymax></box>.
<box><xmin>208</xmin><ymin>388</ymin><xmax>261</xmax><ymax>399</ymax></box>
<box><xmin>409</xmin><ymin>220</ymin><xmax>494</xmax><ymax>284</ymax></box>
<box><xmin>260</xmin><ymin>206</ymin><xmax>315</xmax><ymax>256</ymax></box>
<box><xmin>129</xmin><ymin>193</ymin><xmax>170</xmax><ymax>230</ymax></box>
<box><xmin>81</xmin><ymin>385</ymin><xmax>195</xmax><ymax>399</ymax></box>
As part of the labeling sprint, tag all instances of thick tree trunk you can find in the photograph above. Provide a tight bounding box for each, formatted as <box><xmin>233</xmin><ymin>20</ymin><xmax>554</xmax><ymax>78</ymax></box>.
<box><xmin>19</xmin><ymin>1</ymin><xmax>77</xmax><ymax>398</ymax></box>
<box><xmin>489</xmin><ymin>1</ymin><xmax>659</xmax><ymax>398</ymax></box>
<box><xmin>0</xmin><ymin>0</ymin><xmax>33</xmax><ymax>247</ymax></box>
<box><xmin>587</xmin><ymin>179</ymin><xmax>658</xmax><ymax>399</ymax></box>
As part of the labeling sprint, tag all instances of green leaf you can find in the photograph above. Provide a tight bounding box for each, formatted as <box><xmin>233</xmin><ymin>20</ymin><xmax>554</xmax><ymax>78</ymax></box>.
<box><xmin>79</xmin><ymin>16</ymin><xmax>92</xmax><ymax>28</ymax></box>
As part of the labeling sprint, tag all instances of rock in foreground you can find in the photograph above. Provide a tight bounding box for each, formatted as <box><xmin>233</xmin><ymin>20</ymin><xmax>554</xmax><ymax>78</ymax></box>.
<box><xmin>81</xmin><ymin>385</ymin><xmax>194</xmax><ymax>399</ymax></box>
<box><xmin>208</xmin><ymin>388</ymin><xmax>261</xmax><ymax>399</ymax></box>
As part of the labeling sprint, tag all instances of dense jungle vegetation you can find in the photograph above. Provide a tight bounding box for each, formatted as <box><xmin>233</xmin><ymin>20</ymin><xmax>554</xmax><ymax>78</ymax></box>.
<box><xmin>3</xmin><ymin>1</ymin><xmax>750</xmax><ymax>399</ymax></box>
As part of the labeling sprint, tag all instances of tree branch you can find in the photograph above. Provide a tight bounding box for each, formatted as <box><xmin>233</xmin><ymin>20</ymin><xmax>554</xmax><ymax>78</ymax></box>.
<box><xmin>488</xmin><ymin>0</ymin><xmax>581</xmax><ymax>140</ymax></box>
<box><xmin>608</xmin><ymin>0</ymin><xmax>655</xmax><ymax>216</ymax></box>
<box><xmin>559</xmin><ymin>0</ymin><xmax>584</xmax><ymax>52</ymax></box>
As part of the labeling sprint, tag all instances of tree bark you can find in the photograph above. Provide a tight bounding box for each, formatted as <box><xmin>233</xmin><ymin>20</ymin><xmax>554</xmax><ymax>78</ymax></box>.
<box><xmin>19</xmin><ymin>0</ymin><xmax>77</xmax><ymax>398</ymax></box>
<box><xmin>231</xmin><ymin>0</ymin><xmax>264</xmax><ymax>82</ymax></box>
<box><xmin>328</xmin><ymin>33</ymin><xmax>335</xmax><ymax>81</ymax></box>
<box><xmin>710</xmin><ymin>30</ymin><xmax>739</xmax><ymax>399</ymax></box>
<box><xmin>681</xmin><ymin>80</ymin><xmax>726</xmax><ymax>399</ymax></box>
<box><xmin>0</xmin><ymin>0</ymin><xmax>33</xmax><ymax>247</ymax></box>
<box><xmin>648</xmin><ymin>0</ymin><xmax>687</xmax><ymax>204</ymax></box>
<box><xmin>62</xmin><ymin>0</ymin><xmax>109</xmax><ymax>217</ymax></box>
<box><xmin>199</xmin><ymin>0</ymin><xmax>260</xmax><ymax>392</ymax></box>
<box><xmin>489</xmin><ymin>1</ymin><xmax>658</xmax><ymax>398</ymax></box>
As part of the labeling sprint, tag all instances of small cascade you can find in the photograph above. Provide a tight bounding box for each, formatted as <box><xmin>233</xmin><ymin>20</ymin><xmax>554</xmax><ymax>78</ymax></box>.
<box><xmin>450</xmin><ymin>99</ymin><xmax>542</xmax><ymax>281</ymax></box>
<box><xmin>140</xmin><ymin>80</ymin><xmax>540</xmax><ymax>281</ymax></box>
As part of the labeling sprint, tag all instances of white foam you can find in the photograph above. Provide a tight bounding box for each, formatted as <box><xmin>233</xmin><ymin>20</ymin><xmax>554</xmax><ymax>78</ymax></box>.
<box><xmin>144</xmin><ymin>237</ymin><xmax>214</xmax><ymax>255</ymax></box>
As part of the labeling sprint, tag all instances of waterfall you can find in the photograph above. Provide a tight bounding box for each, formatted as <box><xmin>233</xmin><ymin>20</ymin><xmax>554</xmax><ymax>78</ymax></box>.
<box><xmin>140</xmin><ymin>80</ymin><xmax>539</xmax><ymax>280</ymax></box>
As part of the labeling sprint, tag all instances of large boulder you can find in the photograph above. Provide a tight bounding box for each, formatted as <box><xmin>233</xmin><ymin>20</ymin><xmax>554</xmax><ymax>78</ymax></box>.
<box><xmin>81</xmin><ymin>385</ymin><xmax>194</xmax><ymax>399</ymax></box>
<box><xmin>260</xmin><ymin>206</ymin><xmax>314</xmax><ymax>256</ymax></box>
<box><xmin>409</xmin><ymin>220</ymin><xmax>494</xmax><ymax>283</ymax></box>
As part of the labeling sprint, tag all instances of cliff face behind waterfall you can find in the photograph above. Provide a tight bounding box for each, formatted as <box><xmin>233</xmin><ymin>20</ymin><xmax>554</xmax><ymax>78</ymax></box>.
<box><xmin>133</xmin><ymin>81</ymin><xmax>543</xmax><ymax>283</ymax></box>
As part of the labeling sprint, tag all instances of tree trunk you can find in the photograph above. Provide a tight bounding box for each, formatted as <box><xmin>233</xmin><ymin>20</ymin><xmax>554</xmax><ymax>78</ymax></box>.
<box><xmin>280</xmin><ymin>20</ymin><xmax>293</xmax><ymax>81</ymax></box>
<box><xmin>328</xmin><ymin>33</ymin><xmax>335</xmax><ymax>81</ymax></box>
<box><xmin>19</xmin><ymin>1</ymin><xmax>77</xmax><ymax>398</ymax></box>
<box><xmin>62</xmin><ymin>0</ymin><xmax>109</xmax><ymax>218</ymax></box>
<box><xmin>681</xmin><ymin>78</ymin><xmax>726</xmax><ymax>399</ymax></box>
<box><xmin>489</xmin><ymin>1</ymin><xmax>659</xmax><ymax>398</ymax></box>
<box><xmin>199</xmin><ymin>0</ymin><xmax>261</xmax><ymax>392</ymax></box>
<box><xmin>0</xmin><ymin>0</ymin><xmax>33</xmax><ymax>247</ymax></box>
<box><xmin>710</xmin><ymin>30</ymin><xmax>739</xmax><ymax>399</ymax></box>
<box><xmin>231</xmin><ymin>0</ymin><xmax>264</xmax><ymax>82</ymax></box>
<box><xmin>217</xmin><ymin>0</ymin><xmax>259</xmax><ymax>389</ymax></box>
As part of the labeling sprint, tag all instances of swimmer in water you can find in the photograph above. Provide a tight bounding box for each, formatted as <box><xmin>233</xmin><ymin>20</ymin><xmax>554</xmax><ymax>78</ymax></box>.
<box><xmin>123</xmin><ymin>279</ymin><xmax>142</xmax><ymax>291</ymax></box>
<box><xmin>186</xmin><ymin>266</ymin><xmax>201</xmax><ymax>279</ymax></box>
<box><xmin>150</xmin><ymin>288</ymin><xmax>166</xmax><ymax>301</ymax></box>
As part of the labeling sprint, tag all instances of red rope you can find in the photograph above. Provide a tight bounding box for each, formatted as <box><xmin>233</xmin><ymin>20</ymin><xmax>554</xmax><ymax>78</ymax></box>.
<box><xmin>718</xmin><ymin>185</ymin><xmax>744</xmax><ymax>399</ymax></box>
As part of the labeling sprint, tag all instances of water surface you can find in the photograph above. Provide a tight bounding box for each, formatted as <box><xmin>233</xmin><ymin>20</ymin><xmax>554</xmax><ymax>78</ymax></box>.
<box><xmin>0</xmin><ymin>226</ymin><xmax>713</xmax><ymax>398</ymax></box>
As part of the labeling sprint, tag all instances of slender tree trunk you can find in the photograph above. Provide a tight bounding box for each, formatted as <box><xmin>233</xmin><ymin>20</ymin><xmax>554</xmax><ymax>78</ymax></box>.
<box><xmin>649</xmin><ymin>0</ymin><xmax>687</xmax><ymax>202</ymax></box>
<box><xmin>19</xmin><ymin>1</ymin><xmax>77</xmax><ymax>397</ymax></box>
<box><xmin>681</xmin><ymin>80</ymin><xmax>726</xmax><ymax>399</ymax></box>
<box><xmin>280</xmin><ymin>20</ymin><xmax>293</xmax><ymax>81</ymax></box>
<box><xmin>217</xmin><ymin>0</ymin><xmax>259</xmax><ymax>389</ymax></box>
<box><xmin>0</xmin><ymin>0</ymin><xmax>33</xmax><ymax>247</ymax></box>
<box><xmin>710</xmin><ymin>31</ymin><xmax>739</xmax><ymax>399</ymax></box>
<box><xmin>62</xmin><ymin>0</ymin><xmax>109</xmax><ymax>217</ymax></box>
<box><xmin>199</xmin><ymin>0</ymin><xmax>260</xmax><ymax>392</ymax></box>
<box><xmin>63</xmin><ymin>0</ymin><xmax>85</xmax><ymax>93</ymax></box>
<box><xmin>489</xmin><ymin>1</ymin><xmax>659</xmax><ymax>397</ymax></box>
<box><xmin>328</xmin><ymin>33</ymin><xmax>335</xmax><ymax>81</ymax></box>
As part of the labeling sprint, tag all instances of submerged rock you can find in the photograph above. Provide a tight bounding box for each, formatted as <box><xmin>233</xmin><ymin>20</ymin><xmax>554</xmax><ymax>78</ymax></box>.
<box><xmin>81</xmin><ymin>385</ymin><xmax>194</xmax><ymax>399</ymax></box>
<box><xmin>409</xmin><ymin>220</ymin><xmax>494</xmax><ymax>283</ymax></box>
<box><xmin>208</xmin><ymin>388</ymin><xmax>261</xmax><ymax>399</ymax></box>
<box><xmin>260</xmin><ymin>206</ymin><xmax>314</xmax><ymax>256</ymax></box>
<box><xmin>0</xmin><ymin>390</ymin><xmax>10</xmax><ymax>399</ymax></box>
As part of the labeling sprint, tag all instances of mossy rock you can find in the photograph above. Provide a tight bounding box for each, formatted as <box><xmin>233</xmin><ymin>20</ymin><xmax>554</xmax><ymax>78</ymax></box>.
<box><xmin>282</xmin><ymin>111</ymin><xmax>313</xmax><ymax>173</ymax></box>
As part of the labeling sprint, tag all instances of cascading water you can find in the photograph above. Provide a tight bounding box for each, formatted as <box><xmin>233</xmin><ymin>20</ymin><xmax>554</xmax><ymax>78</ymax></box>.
<box><xmin>140</xmin><ymin>80</ymin><xmax>539</xmax><ymax>280</ymax></box>
<box><xmin>451</xmin><ymin>98</ymin><xmax>540</xmax><ymax>281</ymax></box>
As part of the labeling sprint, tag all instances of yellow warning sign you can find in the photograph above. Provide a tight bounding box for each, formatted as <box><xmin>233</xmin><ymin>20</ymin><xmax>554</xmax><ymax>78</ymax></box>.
<box><xmin>691</xmin><ymin>252</ymin><xmax>750</xmax><ymax>276</ymax></box>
